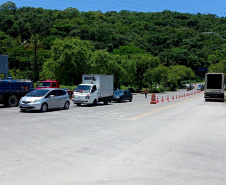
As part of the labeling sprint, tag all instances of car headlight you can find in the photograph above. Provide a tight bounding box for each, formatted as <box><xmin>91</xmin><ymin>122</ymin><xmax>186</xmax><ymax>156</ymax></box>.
<box><xmin>32</xmin><ymin>99</ymin><xmax>41</xmax><ymax>103</ymax></box>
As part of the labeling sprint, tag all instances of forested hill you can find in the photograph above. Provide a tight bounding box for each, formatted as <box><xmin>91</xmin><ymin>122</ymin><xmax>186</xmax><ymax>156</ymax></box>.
<box><xmin>0</xmin><ymin>1</ymin><xmax>225</xmax><ymax>88</ymax></box>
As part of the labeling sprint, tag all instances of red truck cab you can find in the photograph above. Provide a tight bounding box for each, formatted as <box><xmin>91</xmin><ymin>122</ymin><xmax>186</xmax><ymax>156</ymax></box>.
<box><xmin>36</xmin><ymin>79</ymin><xmax>60</xmax><ymax>89</ymax></box>
<box><xmin>36</xmin><ymin>79</ymin><xmax>73</xmax><ymax>99</ymax></box>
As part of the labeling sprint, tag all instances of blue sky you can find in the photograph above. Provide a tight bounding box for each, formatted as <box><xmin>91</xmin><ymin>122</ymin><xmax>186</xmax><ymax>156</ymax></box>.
<box><xmin>2</xmin><ymin>0</ymin><xmax>226</xmax><ymax>17</ymax></box>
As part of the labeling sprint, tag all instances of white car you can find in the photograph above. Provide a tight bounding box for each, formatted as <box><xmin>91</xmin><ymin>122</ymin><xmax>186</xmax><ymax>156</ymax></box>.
<box><xmin>18</xmin><ymin>88</ymin><xmax>70</xmax><ymax>112</ymax></box>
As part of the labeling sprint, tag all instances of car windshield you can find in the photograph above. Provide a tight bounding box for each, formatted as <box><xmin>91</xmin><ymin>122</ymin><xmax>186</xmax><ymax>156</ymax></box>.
<box><xmin>26</xmin><ymin>89</ymin><xmax>50</xmax><ymax>97</ymax></box>
<box><xmin>114</xmin><ymin>90</ymin><xmax>124</xmax><ymax>95</ymax></box>
<box><xmin>37</xmin><ymin>82</ymin><xmax>51</xmax><ymax>88</ymax></box>
<box><xmin>75</xmin><ymin>85</ymin><xmax>91</xmax><ymax>93</ymax></box>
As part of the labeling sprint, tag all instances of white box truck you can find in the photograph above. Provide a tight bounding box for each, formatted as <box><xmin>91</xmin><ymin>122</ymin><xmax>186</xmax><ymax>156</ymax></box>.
<box><xmin>204</xmin><ymin>73</ymin><xmax>224</xmax><ymax>101</ymax></box>
<box><xmin>72</xmin><ymin>75</ymin><xmax>113</xmax><ymax>106</ymax></box>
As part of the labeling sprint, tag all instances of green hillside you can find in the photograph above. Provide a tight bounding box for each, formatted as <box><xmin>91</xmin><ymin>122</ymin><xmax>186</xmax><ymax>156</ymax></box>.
<box><xmin>0</xmin><ymin>1</ymin><xmax>225</xmax><ymax>89</ymax></box>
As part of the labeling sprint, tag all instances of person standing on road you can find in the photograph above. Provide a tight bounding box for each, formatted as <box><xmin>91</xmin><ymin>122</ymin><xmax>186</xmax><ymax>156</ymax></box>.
<box><xmin>145</xmin><ymin>89</ymin><xmax>148</xmax><ymax>98</ymax></box>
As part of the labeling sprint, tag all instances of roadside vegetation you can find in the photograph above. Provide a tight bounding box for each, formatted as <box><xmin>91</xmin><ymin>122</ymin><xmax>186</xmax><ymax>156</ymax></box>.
<box><xmin>0</xmin><ymin>1</ymin><xmax>225</xmax><ymax>91</ymax></box>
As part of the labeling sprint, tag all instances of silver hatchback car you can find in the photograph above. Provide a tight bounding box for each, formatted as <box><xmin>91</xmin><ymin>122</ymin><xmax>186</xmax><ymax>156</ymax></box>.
<box><xmin>18</xmin><ymin>88</ymin><xmax>70</xmax><ymax>112</ymax></box>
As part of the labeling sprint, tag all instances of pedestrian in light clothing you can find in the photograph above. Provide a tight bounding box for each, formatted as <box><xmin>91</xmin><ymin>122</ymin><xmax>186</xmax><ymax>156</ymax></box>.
<box><xmin>145</xmin><ymin>89</ymin><xmax>148</xmax><ymax>98</ymax></box>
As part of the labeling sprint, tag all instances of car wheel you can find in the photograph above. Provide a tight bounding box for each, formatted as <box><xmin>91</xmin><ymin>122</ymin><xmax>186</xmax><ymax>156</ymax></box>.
<box><xmin>120</xmin><ymin>98</ymin><xmax>124</xmax><ymax>103</ymax></box>
<box><xmin>64</xmin><ymin>101</ymin><xmax>70</xmax><ymax>109</ymax></box>
<box><xmin>104</xmin><ymin>98</ymin><xmax>108</xmax><ymax>105</ymax></box>
<box><xmin>129</xmin><ymin>97</ymin><xmax>132</xmax><ymax>102</ymax></box>
<box><xmin>7</xmin><ymin>95</ymin><xmax>18</xmax><ymax>107</ymax></box>
<box><xmin>40</xmin><ymin>103</ymin><xmax>48</xmax><ymax>112</ymax></box>
<box><xmin>93</xmin><ymin>99</ymin><xmax>97</xmax><ymax>106</ymax></box>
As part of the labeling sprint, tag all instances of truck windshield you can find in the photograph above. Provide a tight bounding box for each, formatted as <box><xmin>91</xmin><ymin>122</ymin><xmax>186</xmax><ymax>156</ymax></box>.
<box><xmin>75</xmin><ymin>85</ymin><xmax>91</xmax><ymax>93</ymax></box>
<box><xmin>37</xmin><ymin>82</ymin><xmax>51</xmax><ymax>88</ymax></box>
<box><xmin>26</xmin><ymin>89</ymin><xmax>50</xmax><ymax>97</ymax></box>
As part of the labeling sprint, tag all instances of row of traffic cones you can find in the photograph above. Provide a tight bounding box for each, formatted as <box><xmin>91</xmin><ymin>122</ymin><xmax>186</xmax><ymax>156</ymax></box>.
<box><xmin>150</xmin><ymin>90</ymin><xmax>202</xmax><ymax>104</ymax></box>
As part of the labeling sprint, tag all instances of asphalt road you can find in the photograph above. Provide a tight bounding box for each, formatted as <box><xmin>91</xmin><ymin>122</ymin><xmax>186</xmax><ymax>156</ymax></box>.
<box><xmin>1</xmin><ymin>89</ymin><xmax>226</xmax><ymax>185</ymax></box>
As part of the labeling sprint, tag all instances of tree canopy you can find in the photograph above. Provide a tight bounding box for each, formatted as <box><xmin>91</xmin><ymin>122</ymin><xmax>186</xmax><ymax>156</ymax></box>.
<box><xmin>0</xmin><ymin>1</ymin><xmax>225</xmax><ymax>89</ymax></box>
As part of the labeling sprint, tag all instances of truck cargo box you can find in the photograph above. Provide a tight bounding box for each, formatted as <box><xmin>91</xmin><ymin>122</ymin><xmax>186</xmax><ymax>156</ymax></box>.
<box><xmin>204</xmin><ymin>73</ymin><xmax>224</xmax><ymax>101</ymax></box>
<box><xmin>82</xmin><ymin>75</ymin><xmax>113</xmax><ymax>98</ymax></box>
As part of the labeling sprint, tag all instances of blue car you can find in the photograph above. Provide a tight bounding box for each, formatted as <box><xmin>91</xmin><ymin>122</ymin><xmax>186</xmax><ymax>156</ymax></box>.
<box><xmin>113</xmin><ymin>90</ymin><xmax>133</xmax><ymax>103</ymax></box>
<box><xmin>197</xmin><ymin>84</ymin><xmax>204</xmax><ymax>91</ymax></box>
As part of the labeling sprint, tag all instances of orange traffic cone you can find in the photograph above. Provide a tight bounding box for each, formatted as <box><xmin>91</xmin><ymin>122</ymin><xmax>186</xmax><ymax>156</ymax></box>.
<box><xmin>172</xmin><ymin>95</ymin><xmax>174</xmax><ymax>100</ymax></box>
<box><xmin>167</xmin><ymin>95</ymin><xmax>169</xmax><ymax>101</ymax></box>
<box><xmin>156</xmin><ymin>96</ymin><xmax>159</xmax><ymax>103</ymax></box>
<box><xmin>161</xmin><ymin>96</ymin><xmax>164</xmax><ymax>102</ymax></box>
<box><xmin>150</xmin><ymin>94</ymin><xmax>157</xmax><ymax>104</ymax></box>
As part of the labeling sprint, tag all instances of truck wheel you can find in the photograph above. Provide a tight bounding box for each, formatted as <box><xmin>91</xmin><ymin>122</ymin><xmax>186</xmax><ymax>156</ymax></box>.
<box><xmin>7</xmin><ymin>95</ymin><xmax>18</xmax><ymax>107</ymax></box>
<box><xmin>40</xmin><ymin>103</ymin><xmax>48</xmax><ymax>112</ymax></box>
<box><xmin>64</xmin><ymin>101</ymin><xmax>70</xmax><ymax>109</ymax></box>
<box><xmin>93</xmin><ymin>99</ymin><xmax>97</xmax><ymax>106</ymax></box>
<box><xmin>104</xmin><ymin>98</ymin><xmax>109</xmax><ymax>105</ymax></box>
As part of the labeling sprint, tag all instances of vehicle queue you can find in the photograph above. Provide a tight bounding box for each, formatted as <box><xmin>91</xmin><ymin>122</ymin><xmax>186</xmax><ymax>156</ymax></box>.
<box><xmin>18</xmin><ymin>74</ymin><xmax>134</xmax><ymax>112</ymax></box>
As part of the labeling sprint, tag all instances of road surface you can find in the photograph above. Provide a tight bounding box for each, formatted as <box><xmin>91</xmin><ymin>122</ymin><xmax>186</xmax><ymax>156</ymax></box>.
<box><xmin>1</xmin><ymin>90</ymin><xmax>226</xmax><ymax>185</ymax></box>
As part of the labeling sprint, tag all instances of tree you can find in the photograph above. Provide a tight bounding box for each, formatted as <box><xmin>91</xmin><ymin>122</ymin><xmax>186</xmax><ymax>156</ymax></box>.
<box><xmin>90</xmin><ymin>50</ymin><xmax>127</xmax><ymax>88</ymax></box>
<box><xmin>168</xmin><ymin>65</ymin><xmax>195</xmax><ymax>89</ymax></box>
<box><xmin>131</xmin><ymin>54</ymin><xmax>160</xmax><ymax>89</ymax></box>
<box><xmin>207</xmin><ymin>44</ymin><xmax>226</xmax><ymax>63</ymax></box>
<box><xmin>90</xmin><ymin>50</ymin><xmax>110</xmax><ymax>74</ymax></box>
<box><xmin>42</xmin><ymin>37</ymin><xmax>93</xmax><ymax>85</ymax></box>
<box><xmin>0</xmin><ymin>1</ymin><xmax>17</xmax><ymax>11</ymax></box>
<box><xmin>151</xmin><ymin>65</ymin><xmax>168</xmax><ymax>90</ymax></box>
<box><xmin>0</xmin><ymin>31</ymin><xmax>16</xmax><ymax>54</ymax></box>
<box><xmin>159</xmin><ymin>48</ymin><xmax>189</xmax><ymax>66</ymax></box>
<box><xmin>120</xmin><ymin>56</ymin><xmax>136</xmax><ymax>87</ymax></box>
<box><xmin>113</xmin><ymin>45</ymin><xmax>146</xmax><ymax>55</ymax></box>
<box><xmin>208</xmin><ymin>60</ymin><xmax>226</xmax><ymax>81</ymax></box>
<box><xmin>39</xmin><ymin>58</ymin><xmax>55</xmax><ymax>80</ymax></box>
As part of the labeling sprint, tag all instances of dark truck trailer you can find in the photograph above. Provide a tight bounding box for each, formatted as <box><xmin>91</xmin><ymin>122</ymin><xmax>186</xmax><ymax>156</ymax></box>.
<box><xmin>0</xmin><ymin>79</ymin><xmax>34</xmax><ymax>107</ymax></box>
<box><xmin>0</xmin><ymin>55</ymin><xmax>34</xmax><ymax>107</ymax></box>
<box><xmin>204</xmin><ymin>73</ymin><xmax>224</xmax><ymax>101</ymax></box>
